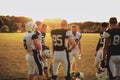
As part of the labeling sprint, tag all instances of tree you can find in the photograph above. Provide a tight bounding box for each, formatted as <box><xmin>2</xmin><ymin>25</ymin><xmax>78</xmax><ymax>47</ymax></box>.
<box><xmin>0</xmin><ymin>16</ymin><xmax>4</xmax><ymax>28</ymax></box>
<box><xmin>0</xmin><ymin>25</ymin><xmax>9</xmax><ymax>32</ymax></box>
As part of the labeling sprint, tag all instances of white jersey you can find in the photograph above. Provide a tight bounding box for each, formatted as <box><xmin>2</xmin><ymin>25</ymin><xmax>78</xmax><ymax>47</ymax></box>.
<box><xmin>69</xmin><ymin>31</ymin><xmax>82</xmax><ymax>50</ymax></box>
<box><xmin>23</xmin><ymin>32</ymin><xmax>36</xmax><ymax>55</ymax></box>
<box><xmin>69</xmin><ymin>31</ymin><xmax>82</xmax><ymax>64</ymax></box>
<box><xmin>24</xmin><ymin>32</ymin><xmax>43</xmax><ymax>75</ymax></box>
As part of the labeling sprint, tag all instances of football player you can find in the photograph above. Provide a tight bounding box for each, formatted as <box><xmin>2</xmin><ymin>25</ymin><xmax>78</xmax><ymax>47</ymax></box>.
<box><xmin>102</xmin><ymin>17</ymin><xmax>120</xmax><ymax>80</ymax></box>
<box><xmin>23</xmin><ymin>21</ymin><xmax>43</xmax><ymax>80</ymax></box>
<box><xmin>94</xmin><ymin>22</ymin><xmax>108</xmax><ymax>72</ymax></box>
<box><xmin>51</xmin><ymin>19</ymin><xmax>76</xmax><ymax>80</ymax></box>
<box><xmin>68</xmin><ymin>25</ymin><xmax>82</xmax><ymax>73</ymax></box>
<box><xmin>36</xmin><ymin>21</ymin><xmax>50</xmax><ymax>80</ymax></box>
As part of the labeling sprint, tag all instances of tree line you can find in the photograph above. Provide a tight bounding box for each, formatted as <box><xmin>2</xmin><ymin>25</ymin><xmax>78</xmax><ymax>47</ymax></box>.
<box><xmin>69</xmin><ymin>21</ymin><xmax>101</xmax><ymax>33</ymax></box>
<box><xmin>0</xmin><ymin>15</ymin><xmax>32</xmax><ymax>32</ymax></box>
<box><xmin>0</xmin><ymin>16</ymin><xmax>103</xmax><ymax>33</ymax></box>
<box><xmin>43</xmin><ymin>18</ymin><xmax>102</xmax><ymax>33</ymax></box>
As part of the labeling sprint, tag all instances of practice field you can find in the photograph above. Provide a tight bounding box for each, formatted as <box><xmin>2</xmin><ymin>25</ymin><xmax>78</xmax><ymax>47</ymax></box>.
<box><xmin>0</xmin><ymin>33</ymin><xmax>99</xmax><ymax>80</ymax></box>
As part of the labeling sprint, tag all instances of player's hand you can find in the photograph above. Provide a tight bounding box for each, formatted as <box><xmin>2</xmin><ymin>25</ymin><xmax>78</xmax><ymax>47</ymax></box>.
<box><xmin>80</xmin><ymin>51</ymin><xmax>83</xmax><ymax>56</ymax></box>
<box><xmin>41</xmin><ymin>54</ymin><xmax>46</xmax><ymax>62</ymax></box>
<box><xmin>78</xmin><ymin>54</ymin><xmax>81</xmax><ymax>60</ymax></box>
<box><xmin>100</xmin><ymin>60</ymin><xmax>106</xmax><ymax>68</ymax></box>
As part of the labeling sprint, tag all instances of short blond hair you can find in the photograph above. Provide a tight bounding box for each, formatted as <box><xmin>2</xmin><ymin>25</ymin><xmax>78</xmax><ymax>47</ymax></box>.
<box><xmin>71</xmin><ymin>24</ymin><xmax>78</xmax><ymax>28</ymax></box>
<box><xmin>36</xmin><ymin>21</ymin><xmax>42</xmax><ymax>26</ymax></box>
<box><xmin>60</xmin><ymin>19</ymin><xmax>68</xmax><ymax>29</ymax></box>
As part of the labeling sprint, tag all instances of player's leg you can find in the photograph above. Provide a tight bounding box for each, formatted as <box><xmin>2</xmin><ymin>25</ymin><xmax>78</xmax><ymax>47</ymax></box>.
<box><xmin>117</xmin><ymin>64</ymin><xmax>120</xmax><ymax>80</ymax></box>
<box><xmin>69</xmin><ymin>51</ymin><xmax>74</xmax><ymax>73</ymax></box>
<box><xmin>26</xmin><ymin>54</ymin><xmax>35</xmax><ymax>80</ymax></box>
<box><xmin>72</xmin><ymin>52</ymin><xmax>79</xmax><ymax>73</ymax></box>
<box><xmin>34</xmin><ymin>64</ymin><xmax>43</xmax><ymax>80</ymax></box>
<box><xmin>52</xmin><ymin>51</ymin><xmax>60</xmax><ymax>80</ymax></box>
<box><xmin>33</xmin><ymin>50</ymin><xmax>43</xmax><ymax>80</ymax></box>
<box><xmin>43</xmin><ymin>59</ymin><xmax>50</xmax><ymax>80</ymax></box>
<box><xmin>27</xmin><ymin>64</ymin><xmax>34</xmax><ymax>80</ymax></box>
<box><xmin>71</xmin><ymin>59</ymin><xmax>75</xmax><ymax>73</ymax></box>
<box><xmin>62</xmin><ymin>50</ymin><xmax>71</xmax><ymax>80</ymax></box>
<box><xmin>94</xmin><ymin>48</ymin><xmax>102</xmax><ymax>66</ymax></box>
<box><xmin>109</xmin><ymin>56</ymin><xmax>116</xmax><ymax>80</ymax></box>
<box><xmin>94</xmin><ymin>48</ymin><xmax>102</xmax><ymax>72</ymax></box>
<box><xmin>106</xmin><ymin>55</ymin><xmax>113</xmax><ymax>80</ymax></box>
<box><xmin>49</xmin><ymin>63</ymin><xmax>53</xmax><ymax>76</ymax></box>
<box><xmin>115</xmin><ymin>56</ymin><xmax>120</xmax><ymax>80</ymax></box>
<box><xmin>71</xmin><ymin>55</ymin><xmax>77</xmax><ymax>73</ymax></box>
<box><xmin>116</xmin><ymin>64</ymin><xmax>119</xmax><ymax>80</ymax></box>
<box><xmin>34</xmin><ymin>66</ymin><xmax>43</xmax><ymax>80</ymax></box>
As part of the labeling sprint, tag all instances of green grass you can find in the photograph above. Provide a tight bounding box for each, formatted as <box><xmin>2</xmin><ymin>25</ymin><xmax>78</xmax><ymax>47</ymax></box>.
<box><xmin>0</xmin><ymin>33</ymin><xmax>99</xmax><ymax>80</ymax></box>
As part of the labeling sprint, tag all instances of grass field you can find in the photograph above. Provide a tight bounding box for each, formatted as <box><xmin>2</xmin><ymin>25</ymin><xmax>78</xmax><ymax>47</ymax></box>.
<box><xmin>0</xmin><ymin>33</ymin><xmax>99</xmax><ymax>80</ymax></box>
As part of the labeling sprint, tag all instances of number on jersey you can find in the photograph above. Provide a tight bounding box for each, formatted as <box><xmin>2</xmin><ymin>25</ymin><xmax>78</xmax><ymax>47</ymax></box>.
<box><xmin>113</xmin><ymin>35</ymin><xmax>120</xmax><ymax>45</ymax></box>
<box><xmin>52</xmin><ymin>35</ymin><xmax>63</xmax><ymax>46</ymax></box>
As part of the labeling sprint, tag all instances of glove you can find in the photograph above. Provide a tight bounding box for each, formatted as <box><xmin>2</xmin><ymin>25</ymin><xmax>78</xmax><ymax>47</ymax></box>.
<box><xmin>100</xmin><ymin>60</ymin><xmax>106</xmax><ymax>68</ymax></box>
<box><xmin>78</xmin><ymin>54</ymin><xmax>81</xmax><ymax>60</ymax></box>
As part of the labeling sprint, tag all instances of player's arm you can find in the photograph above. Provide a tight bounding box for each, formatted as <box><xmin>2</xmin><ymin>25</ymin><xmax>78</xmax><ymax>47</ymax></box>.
<box><xmin>51</xmin><ymin>40</ymin><xmax>54</xmax><ymax>55</ymax></box>
<box><xmin>96</xmin><ymin>39</ymin><xmax>101</xmax><ymax>51</ymax></box>
<box><xmin>95</xmin><ymin>39</ymin><xmax>100</xmax><ymax>56</ymax></box>
<box><xmin>32</xmin><ymin>34</ymin><xmax>41</xmax><ymax>50</ymax></box>
<box><xmin>100</xmin><ymin>37</ymin><xmax>108</xmax><ymax>68</ymax></box>
<box><xmin>33</xmin><ymin>39</ymin><xmax>41</xmax><ymax>50</ymax></box>
<box><xmin>102</xmin><ymin>32</ymin><xmax>110</xmax><ymax>60</ymax></box>
<box><xmin>50</xmin><ymin>32</ymin><xmax>54</xmax><ymax>55</ymax></box>
<box><xmin>43</xmin><ymin>33</ymin><xmax>46</xmax><ymax>46</ymax></box>
<box><xmin>100</xmin><ymin>31</ymin><xmax>110</xmax><ymax>68</ymax></box>
<box><xmin>66</xmin><ymin>30</ymin><xmax>76</xmax><ymax>51</ymax></box>
<box><xmin>78</xmin><ymin>38</ymin><xmax>82</xmax><ymax>56</ymax></box>
<box><xmin>102</xmin><ymin>38</ymin><xmax>108</xmax><ymax>60</ymax></box>
<box><xmin>68</xmin><ymin>36</ymin><xmax>76</xmax><ymax>51</ymax></box>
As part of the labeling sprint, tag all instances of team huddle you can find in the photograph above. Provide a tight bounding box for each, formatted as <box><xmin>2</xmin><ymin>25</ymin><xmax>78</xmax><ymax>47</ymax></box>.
<box><xmin>23</xmin><ymin>17</ymin><xmax>120</xmax><ymax>80</ymax></box>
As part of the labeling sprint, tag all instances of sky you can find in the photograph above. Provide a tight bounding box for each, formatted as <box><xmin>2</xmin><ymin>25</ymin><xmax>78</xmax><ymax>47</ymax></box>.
<box><xmin>0</xmin><ymin>0</ymin><xmax>120</xmax><ymax>22</ymax></box>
